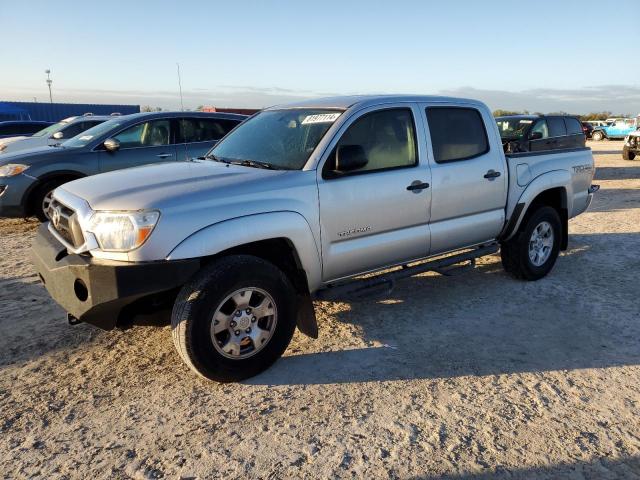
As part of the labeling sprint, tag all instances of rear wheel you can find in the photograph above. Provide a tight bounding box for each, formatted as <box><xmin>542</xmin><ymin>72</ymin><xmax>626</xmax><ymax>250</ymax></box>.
<box><xmin>501</xmin><ymin>206</ymin><xmax>561</xmax><ymax>281</ymax></box>
<box><xmin>622</xmin><ymin>146</ymin><xmax>636</xmax><ymax>160</ymax></box>
<box><xmin>171</xmin><ymin>255</ymin><xmax>297</xmax><ymax>382</ymax></box>
<box><xmin>591</xmin><ymin>130</ymin><xmax>605</xmax><ymax>141</ymax></box>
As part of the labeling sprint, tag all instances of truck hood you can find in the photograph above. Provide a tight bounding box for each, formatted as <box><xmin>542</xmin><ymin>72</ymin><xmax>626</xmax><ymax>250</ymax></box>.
<box><xmin>60</xmin><ymin>160</ymin><xmax>293</xmax><ymax>211</ymax></box>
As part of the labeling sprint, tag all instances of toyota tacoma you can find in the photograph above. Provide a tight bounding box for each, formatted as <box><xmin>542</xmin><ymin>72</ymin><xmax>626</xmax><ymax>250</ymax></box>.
<box><xmin>31</xmin><ymin>95</ymin><xmax>598</xmax><ymax>382</ymax></box>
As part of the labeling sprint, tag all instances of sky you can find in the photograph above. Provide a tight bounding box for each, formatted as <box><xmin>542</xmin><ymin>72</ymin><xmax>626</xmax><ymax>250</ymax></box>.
<box><xmin>1</xmin><ymin>0</ymin><xmax>639</xmax><ymax>114</ymax></box>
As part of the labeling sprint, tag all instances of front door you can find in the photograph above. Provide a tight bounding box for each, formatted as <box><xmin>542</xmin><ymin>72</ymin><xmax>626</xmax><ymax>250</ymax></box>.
<box><xmin>421</xmin><ymin>104</ymin><xmax>507</xmax><ymax>254</ymax></box>
<box><xmin>317</xmin><ymin>105</ymin><xmax>431</xmax><ymax>282</ymax></box>
<box><xmin>99</xmin><ymin>118</ymin><xmax>177</xmax><ymax>172</ymax></box>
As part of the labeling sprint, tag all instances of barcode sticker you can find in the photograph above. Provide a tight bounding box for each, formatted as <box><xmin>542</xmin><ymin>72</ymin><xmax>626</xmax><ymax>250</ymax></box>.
<box><xmin>301</xmin><ymin>113</ymin><xmax>341</xmax><ymax>125</ymax></box>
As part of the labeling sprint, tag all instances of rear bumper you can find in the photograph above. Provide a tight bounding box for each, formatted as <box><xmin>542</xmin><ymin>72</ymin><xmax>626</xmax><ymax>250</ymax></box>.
<box><xmin>586</xmin><ymin>184</ymin><xmax>600</xmax><ymax>210</ymax></box>
<box><xmin>31</xmin><ymin>224</ymin><xmax>200</xmax><ymax>330</ymax></box>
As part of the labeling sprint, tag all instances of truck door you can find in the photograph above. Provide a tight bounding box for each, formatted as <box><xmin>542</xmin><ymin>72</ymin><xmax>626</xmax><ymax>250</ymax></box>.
<box><xmin>421</xmin><ymin>104</ymin><xmax>507</xmax><ymax>254</ymax></box>
<box><xmin>317</xmin><ymin>105</ymin><xmax>431</xmax><ymax>282</ymax></box>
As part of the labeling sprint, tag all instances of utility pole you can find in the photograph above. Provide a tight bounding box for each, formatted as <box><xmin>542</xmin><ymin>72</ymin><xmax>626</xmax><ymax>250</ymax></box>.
<box><xmin>45</xmin><ymin>69</ymin><xmax>53</xmax><ymax>103</ymax></box>
<box><xmin>176</xmin><ymin>63</ymin><xmax>184</xmax><ymax>112</ymax></box>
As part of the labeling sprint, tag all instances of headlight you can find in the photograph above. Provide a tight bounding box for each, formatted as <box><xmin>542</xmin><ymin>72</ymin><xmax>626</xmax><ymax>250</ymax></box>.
<box><xmin>87</xmin><ymin>210</ymin><xmax>160</xmax><ymax>252</ymax></box>
<box><xmin>0</xmin><ymin>164</ymin><xmax>29</xmax><ymax>177</ymax></box>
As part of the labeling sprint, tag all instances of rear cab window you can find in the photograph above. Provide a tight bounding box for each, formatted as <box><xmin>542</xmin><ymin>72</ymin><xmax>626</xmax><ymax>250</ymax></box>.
<box><xmin>425</xmin><ymin>107</ymin><xmax>489</xmax><ymax>163</ymax></box>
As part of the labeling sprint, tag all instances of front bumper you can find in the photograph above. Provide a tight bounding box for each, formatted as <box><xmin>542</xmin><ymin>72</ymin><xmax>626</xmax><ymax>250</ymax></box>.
<box><xmin>31</xmin><ymin>224</ymin><xmax>201</xmax><ymax>330</ymax></box>
<box><xmin>0</xmin><ymin>173</ymin><xmax>34</xmax><ymax>217</ymax></box>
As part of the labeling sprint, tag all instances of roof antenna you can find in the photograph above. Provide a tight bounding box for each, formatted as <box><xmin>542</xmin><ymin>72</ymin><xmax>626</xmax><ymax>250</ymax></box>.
<box><xmin>176</xmin><ymin>62</ymin><xmax>184</xmax><ymax>112</ymax></box>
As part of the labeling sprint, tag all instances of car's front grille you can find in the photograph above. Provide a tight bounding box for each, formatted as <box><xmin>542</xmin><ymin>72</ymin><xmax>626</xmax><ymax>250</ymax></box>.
<box><xmin>49</xmin><ymin>198</ymin><xmax>85</xmax><ymax>248</ymax></box>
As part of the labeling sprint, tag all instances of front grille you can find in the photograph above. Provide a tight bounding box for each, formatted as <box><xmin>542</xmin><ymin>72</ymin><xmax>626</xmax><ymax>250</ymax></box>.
<box><xmin>49</xmin><ymin>198</ymin><xmax>85</xmax><ymax>248</ymax></box>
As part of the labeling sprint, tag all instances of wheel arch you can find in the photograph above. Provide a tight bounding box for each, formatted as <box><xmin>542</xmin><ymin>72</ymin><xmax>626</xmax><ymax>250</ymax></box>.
<box><xmin>502</xmin><ymin>172</ymin><xmax>571</xmax><ymax>249</ymax></box>
<box><xmin>23</xmin><ymin>170</ymin><xmax>86</xmax><ymax>215</ymax></box>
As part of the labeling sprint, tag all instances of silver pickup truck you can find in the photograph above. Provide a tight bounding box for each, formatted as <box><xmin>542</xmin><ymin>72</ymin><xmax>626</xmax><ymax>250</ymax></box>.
<box><xmin>31</xmin><ymin>95</ymin><xmax>598</xmax><ymax>382</ymax></box>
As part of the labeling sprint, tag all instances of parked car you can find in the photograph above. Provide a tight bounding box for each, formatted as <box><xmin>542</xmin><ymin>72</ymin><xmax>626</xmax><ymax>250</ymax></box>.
<box><xmin>623</xmin><ymin>129</ymin><xmax>640</xmax><ymax>160</ymax></box>
<box><xmin>0</xmin><ymin>114</ymin><xmax>116</xmax><ymax>154</ymax></box>
<box><xmin>591</xmin><ymin>117</ymin><xmax>637</xmax><ymax>141</ymax></box>
<box><xmin>495</xmin><ymin>114</ymin><xmax>585</xmax><ymax>152</ymax></box>
<box><xmin>31</xmin><ymin>95</ymin><xmax>598</xmax><ymax>382</ymax></box>
<box><xmin>0</xmin><ymin>121</ymin><xmax>53</xmax><ymax>139</ymax></box>
<box><xmin>0</xmin><ymin>111</ymin><xmax>246</xmax><ymax>220</ymax></box>
<box><xmin>581</xmin><ymin>122</ymin><xmax>594</xmax><ymax>139</ymax></box>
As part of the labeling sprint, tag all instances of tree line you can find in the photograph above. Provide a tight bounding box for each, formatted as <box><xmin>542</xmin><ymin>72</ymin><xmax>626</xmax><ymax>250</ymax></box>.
<box><xmin>492</xmin><ymin>109</ymin><xmax>633</xmax><ymax>120</ymax></box>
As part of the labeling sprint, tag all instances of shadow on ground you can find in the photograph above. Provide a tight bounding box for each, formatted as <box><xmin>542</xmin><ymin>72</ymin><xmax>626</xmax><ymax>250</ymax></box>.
<box><xmin>249</xmin><ymin>232</ymin><xmax>640</xmax><ymax>385</ymax></box>
<box><xmin>415</xmin><ymin>455</ymin><xmax>640</xmax><ymax>479</ymax></box>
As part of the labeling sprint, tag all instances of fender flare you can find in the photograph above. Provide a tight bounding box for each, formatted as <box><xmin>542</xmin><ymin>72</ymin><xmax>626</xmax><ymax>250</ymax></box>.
<box><xmin>166</xmin><ymin>211</ymin><xmax>323</xmax><ymax>292</ymax></box>
<box><xmin>502</xmin><ymin>170</ymin><xmax>572</xmax><ymax>242</ymax></box>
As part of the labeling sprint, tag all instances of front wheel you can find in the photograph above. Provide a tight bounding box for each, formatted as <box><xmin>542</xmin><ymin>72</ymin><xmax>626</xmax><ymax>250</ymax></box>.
<box><xmin>171</xmin><ymin>255</ymin><xmax>297</xmax><ymax>382</ymax></box>
<box><xmin>501</xmin><ymin>206</ymin><xmax>561</xmax><ymax>281</ymax></box>
<box><xmin>591</xmin><ymin>130</ymin><xmax>605</xmax><ymax>141</ymax></box>
<box><xmin>622</xmin><ymin>146</ymin><xmax>636</xmax><ymax>160</ymax></box>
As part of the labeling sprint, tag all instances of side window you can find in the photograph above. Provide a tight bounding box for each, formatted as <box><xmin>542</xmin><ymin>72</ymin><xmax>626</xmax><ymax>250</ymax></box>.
<box><xmin>547</xmin><ymin>117</ymin><xmax>567</xmax><ymax>137</ymax></box>
<box><xmin>61</xmin><ymin>122</ymin><xmax>88</xmax><ymax>139</ymax></box>
<box><xmin>21</xmin><ymin>124</ymin><xmax>45</xmax><ymax>135</ymax></box>
<box><xmin>113</xmin><ymin>120</ymin><xmax>171</xmax><ymax>148</ymax></box>
<box><xmin>324</xmin><ymin>108</ymin><xmax>417</xmax><ymax>175</ymax></box>
<box><xmin>179</xmin><ymin>118</ymin><xmax>239</xmax><ymax>143</ymax></box>
<box><xmin>0</xmin><ymin>124</ymin><xmax>22</xmax><ymax>135</ymax></box>
<box><xmin>426</xmin><ymin>107</ymin><xmax>489</xmax><ymax>163</ymax></box>
<box><xmin>564</xmin><ymin>118</ymin><xmax>583</xmax><ymax>135</ymax></box>
<box><xmin>530</xmin><ymin>119</ymin><xmax>549</xmax><ymax>139</ymax></box>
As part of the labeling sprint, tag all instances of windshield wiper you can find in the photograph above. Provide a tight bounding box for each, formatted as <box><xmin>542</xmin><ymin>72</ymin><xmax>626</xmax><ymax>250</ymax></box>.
<box><xmin>201</xmin><ymin>154</ymin><xmax>232</xmax><ymax>165</ymax></box>
<box><xmin>228</xmin><ymin>159</ymin><xmax>279</xmax><ymax>170</ymax></box>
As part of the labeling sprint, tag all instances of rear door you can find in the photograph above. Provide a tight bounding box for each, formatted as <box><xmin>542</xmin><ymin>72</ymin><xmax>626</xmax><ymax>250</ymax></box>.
<box><xmin>421</xmin><ymin>104</ymin><xmax>507</xmax><ymax>254</ymax></box>
<box><xmin>99</xmin><ymin>118</ymin><xmax>177</xmax><ymax>172</ymax></box>
<box><xmin>177</xmin><ymin>117</ymin><xmax>240</xmax><ymax>160</ymax></box>
<box><xmin>547</xmin><ymin>116</ymin><xmax>568</xmax><ymax>149</ymax></box>
<box><xmin>317</xmin><ymin>104</ymin><xmax>431</xmax><ymax>281</ymax></box>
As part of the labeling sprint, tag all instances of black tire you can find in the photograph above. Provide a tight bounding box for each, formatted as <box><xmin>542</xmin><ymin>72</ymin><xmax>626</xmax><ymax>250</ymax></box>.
<box><xmin>31</xmin><ymin>180</ymin><xmax>63</xmax><ymax>222</ymax></box>
<box><xmin>500</xmin><ymin>206</ymin><xmax>561</xmax><ymax>281</ymax></box>
<box><xmin>622</xmin><ymin>146</ymin><xmax>636</xmax><ymax>161</ymax></box>
<box><xmin>591</xmin><ymin>130</ymin><xmax>605</xmax><ymax>141</ymax></box>
<box><xmin>171</xmin><ymin>255</ymin><xmax>297</xmax><ymax>382</ymax></box>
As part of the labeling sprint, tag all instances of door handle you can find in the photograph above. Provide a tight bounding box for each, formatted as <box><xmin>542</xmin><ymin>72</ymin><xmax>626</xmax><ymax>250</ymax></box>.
<box><xmin>156</xmin><ymin>153</ymin><xmax>173</xmax><ymax>159</ymax></box>
<box><xmin>406</xmin><ymin>181</ymin><xmax>429</xmax><ymax>191</ymax></box>
<box><xmin>484</xmin><ymin>170</ymin><xmax>501</xmax><ymax>179</ymax></box>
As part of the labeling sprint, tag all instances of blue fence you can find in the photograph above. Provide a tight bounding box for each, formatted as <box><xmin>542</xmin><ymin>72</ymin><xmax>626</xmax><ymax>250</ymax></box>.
<box><xmin>0</xmin><ymin>101</ymin><xmax>140</xmax><ymax>122</ymax></box>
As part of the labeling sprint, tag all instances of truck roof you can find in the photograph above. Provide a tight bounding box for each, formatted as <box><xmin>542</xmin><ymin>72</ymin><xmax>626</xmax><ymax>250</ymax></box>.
<box><xmin>267</xmin><ymin>94</ymin><xmax>486</xmax><ymax>111</ymax></box>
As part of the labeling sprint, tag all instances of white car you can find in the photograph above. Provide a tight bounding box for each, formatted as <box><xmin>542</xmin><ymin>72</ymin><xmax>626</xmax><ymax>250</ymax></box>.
<box><xmin>0</xmin><ymin>114</ymin><xmax>114</xmax><ymax>155</ymax></box>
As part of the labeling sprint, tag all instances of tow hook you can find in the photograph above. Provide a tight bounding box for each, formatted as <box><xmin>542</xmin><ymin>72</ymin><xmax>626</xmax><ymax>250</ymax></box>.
<box><xmin>67</xmin><ymin>313</ymin><xmax>82</xmax><ymax>326</ymax></box>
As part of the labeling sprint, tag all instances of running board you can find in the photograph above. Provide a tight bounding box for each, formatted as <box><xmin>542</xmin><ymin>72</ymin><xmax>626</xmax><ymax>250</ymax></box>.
<box><xmin>315</xmin><ymin>244</ymin><xmax>499</xmax><ymax>301</ymax></box>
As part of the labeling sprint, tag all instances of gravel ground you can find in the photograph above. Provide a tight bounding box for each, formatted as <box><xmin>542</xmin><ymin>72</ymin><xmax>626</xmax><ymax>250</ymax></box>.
<box><xmin>1</xmin><ymin>141</ymin><xmax>639</xmax><ymax>479</ymax></box>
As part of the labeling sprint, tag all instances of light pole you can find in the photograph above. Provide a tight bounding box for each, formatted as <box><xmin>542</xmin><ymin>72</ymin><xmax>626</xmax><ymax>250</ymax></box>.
<box><xmin>45</xmin><ymin>69</ymin><xmax>53</xmax><ymax>103</ymax></box>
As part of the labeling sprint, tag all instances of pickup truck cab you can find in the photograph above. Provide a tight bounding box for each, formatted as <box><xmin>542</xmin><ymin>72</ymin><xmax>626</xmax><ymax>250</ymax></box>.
<box><xmin>495</xmin><ymin>114</ymin><xmax>585</xmax><ymax>152</ymax></box>
<box><xmin>31</xmin><ymin>95</ymin><xmax>598</xmax><ymax>382</ymax></box>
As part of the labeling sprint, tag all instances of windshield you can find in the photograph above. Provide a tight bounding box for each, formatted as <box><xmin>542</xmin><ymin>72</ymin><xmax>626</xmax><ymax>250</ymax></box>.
<box><xmin>32</xmin><ymin>120</ymin><xmax>70</xmax><ymax>138</ymax></box>
<box><xmin>62</xmin><ymin>117</ymin><xmax>126</xmax><ymax>148</ymax></box>
<box><xmin>496</xmin><ymin>118</ymin><xmax>534</xmax><ymax>140</ymax></box>
<box><xmin>209</xmin><ymin>109</ymin><xmax>343</xmax><ymax>170</ymax></box>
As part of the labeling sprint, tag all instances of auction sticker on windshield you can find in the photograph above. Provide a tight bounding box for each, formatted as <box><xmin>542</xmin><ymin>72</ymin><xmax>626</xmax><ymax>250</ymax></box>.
<box><xmin>301</xmin><ymin>113</ymin><xmax>341</xmax><ymax>125</ymax></box>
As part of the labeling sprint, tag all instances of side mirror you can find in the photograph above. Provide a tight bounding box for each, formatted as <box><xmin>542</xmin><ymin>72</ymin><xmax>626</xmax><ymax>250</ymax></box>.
<box><xmin>51</xmin><ymin>131</ymin><xmax>64</xmax><ymax>140</ymax></box>
<box><xmin>529</xmin><ymin>131</ymin><xmax>543</xmax><ymax>140</ymax></box>
<box><xmin>103</xmin><ymin>138</ymin><xmax>120</xmax><ymax>152</ymax></box>
<box><xmin>335</xmin><ymin>144</ymin><xmax>368</xmax><ymax>172</ymax></box>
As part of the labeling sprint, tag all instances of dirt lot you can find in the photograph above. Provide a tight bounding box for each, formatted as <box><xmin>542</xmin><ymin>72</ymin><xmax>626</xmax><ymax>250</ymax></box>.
<box><xmin>1</xmin><ymin>141</ymin><xmax>639</xmax><ymax>479</ymax></box>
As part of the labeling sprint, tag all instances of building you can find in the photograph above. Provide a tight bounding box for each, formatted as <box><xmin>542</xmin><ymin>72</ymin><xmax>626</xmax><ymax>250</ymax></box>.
<box><xmin>0</xmin><ymin>101</ymin><xmax>140</xmax><ymax>122</ymax></box>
